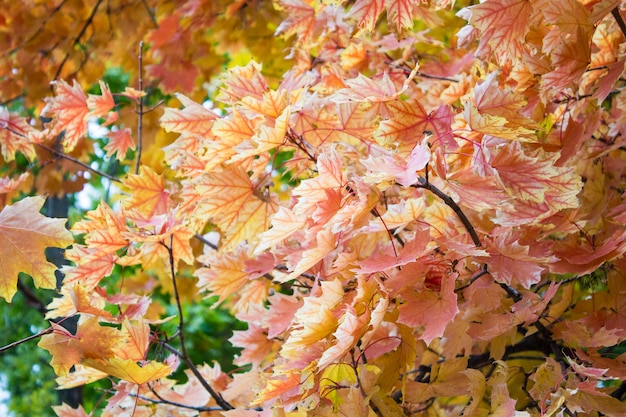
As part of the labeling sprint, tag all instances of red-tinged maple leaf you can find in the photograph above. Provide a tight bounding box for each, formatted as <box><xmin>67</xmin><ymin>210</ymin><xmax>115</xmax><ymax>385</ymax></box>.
<box><xmin>463</xmin><ymin>100</ymin><xmax>537</xmax><ymax>141</ymax></box>
<box><xmin>587</xmin><ymin>0</ymin><xmax>620</xmax><ymax>23</ymax></box>
<box><xmin>0</xmin><ymin>172</ymin><xmax>30</xmax><ymax>195</ymax></box>
<box><xmin>474</xmin><ymin>72</ymin><xmax>540</xmax><ymax>129</ymax></box>
<box><xmin>196</xmin><ymin>246</ymin><xmax>251</xmax><ymax>303</ymax></box>
<box><xmin>266</xmin><ymin>292</ymin><xmax>304</xmax><ymax>339</ymax></box>
<box><xmin>293</xmin><ymin>149</ymin><xmax>344</xmax><ymax>214</ymax></box>
<box><xmin>252</xmin><ymin>370</ymin><xmax>302</xmax><ymax>406</ymax></box>
<box><xmin>122</xmin><ymin>166</ymin><xmax>170</xmax><ymax>218</ymax></box>
<box><xmin>284</xmin><ymin>228</ymin><xmax>337</xmax><ymax>282</ymax></box>
<box><xmin>104</xmin><ymin>127</ymin><xmax>135</xmax><ymax>158</ymax></box>
<box><xmin>362</xmin><ymin>141</ymin><xmax>430</xmax><ymax>186</ymax></box>
<box><xmin>355</xmin><ymin>228</ymin><xmax>431</xmax><ymax>274</ymax></box>
<box><xmin>551</xmin><ymin>229</ymin><xmax>626</xmax><ymax>275</ymax></box>
<box><xmin>52</xmin><ymin>403</ymin><xmax>89</xmax><ymax>417</ymax></box>
<box><xmin>336</xmin><ymin>72</ymin><xmax>403</xmax><ymax>104</ymax></box>
<box><xmin>241</xmin><ymin>89</ymin><xmax>288</xmax><ymax>119</ymax></box>
<box><xmin>397</xmin><ymin>274</ymin><xmax>458</xmax><ymax>345</ymax></box>
<box><xmin>230</xmin><ymin>107</ymin><xmax>291</xmax><ymax>161</ymax></box>
<box><xmin>148</xmin><ymin>60</ymin><xmax>199</xmax><ymax>92</ymax></box>
<box><xmin>217</xmin><ymin>61</ymin><xmax>269</xmax><ymax>104</ymax></box>
<box><xmin>0</xmin><ymin>196</ymin><xmax>73</xmax><ymax>302</ymax></box>
<box><xmin>489</xmin><ymin>141</ymin><xmax>560</xmax><ymax>203</ymax></box>
<box><xmin>255</xmin><ymin>206</ymin><xmax>306</xmax><ymax>254</ymax></box>
<box><xmin>160</xmin><ymin>93</ymin><xmax>218</xmax><ymax>137</ymax></box>
<box><xmin>376</xmin><ymin>98</ymin><xmax>436</xmax><ymax>155</ymax></box>
<box><xmin>86</xmin><ymin>80</ymin><xmax>118</xmax><ymax>125</ymax></box>
<box><xmin>45</xmin><ymin>284</ymin><xmax>115</xmax><ymax>321</ymax></box>
<box><xmin>481</xmin><ymin>231</ymin><xmax>552</xmax><ymax>288</ymax></box>
<box><xmin>385</xmin><ymin>0</ymin><xmax>415</xmax><ymax>30</ymax></box>
<box><xmin>458</xmin><ymin>0</ymin><xmax>532</xmax><ymax>64</ymax></box>
<box><xmin>38</xmin><ymin>317</ymin><xmax>123</xmax><ymax>376</ymax></box>
<box><xmin>275</xmin><ymin>0</ymin><xmax>317</xmax><ymax>44</ymax></box>
<box><xmin>317</xmin><ymin>306</ymin><xmax>370</xmax><ymax>369</ymax></box>
<box><xmin>0</xmin><ymin>107</ymin><xmax>38</xmax><ymax>161</ymax></box>
<box><xmin>566</xmin><ymin>382</ymin><xmax>626</xmax><ymax>417</ymax></box>
<box><xmin>346</xmin><ymin>0</ymin><xmax>385</xmax><ymax>31</ymax></box>
<box><xmin>43</xmin><ymin>80</ymin><xmax>89</xmax><ymax>152</ymax></box>
<box><xmin>230</xmin><ymin>324</ymin><xmax>275</xmax><ymax>368</ymax></box>
<box><xmin>61</xmin><ymin>245</ymin><xmax>117</xmax><ymax>290</ymax></box>
<box><xmin>541</xmin><ymin>28</ymin><xmax>591</xmax><ymax>94</ymax></box>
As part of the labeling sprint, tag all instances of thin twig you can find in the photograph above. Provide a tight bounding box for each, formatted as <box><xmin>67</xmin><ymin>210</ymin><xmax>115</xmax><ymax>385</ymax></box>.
<box><xmin>0</xmin><ymin>122</ymin><xmax>122</xmax><ymax>183</ymax></box>
<box><xmin>194</xmin><ymin>233</ymin><xmax>218</xmax><ymax>250</ymax></box>
<box><xmin>52</xmin><ymin>0</ymin><xmax>104</xmax><ymax>82</ymax></box>
<box><xmin>0</xmin><ymin>94</ymin><xmax>25</xmax><ymax>107</ymax></box>
<box><xmin>0</xmin><ymin>327</ymin><xmax>53</xmax><ymax>353</ymax></box>
<box><xmin>160</xmin><ymin>342</ymin><xmax>234</xmax><ymax>410</ymax></box>
<box><xmin>135</xmin><ymin>41</ymin><xmax>144</xmax><ymax>174</ymax></box>
<box><xmin>146</xmin><ymin>383</ymin><xmax>223</xmax><ymax>412</ymax></box>
<box><xmin>612</xmin><ymin>8</ymin><xmax>626</xmax><ymax>40</ymax></box>
<box><xmin>140</xmin><ymin>0</ymin><xmax>159</xmax><ymax>28</ymax></box>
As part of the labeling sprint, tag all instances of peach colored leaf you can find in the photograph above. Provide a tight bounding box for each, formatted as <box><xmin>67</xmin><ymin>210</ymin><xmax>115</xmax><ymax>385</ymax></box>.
<box><xmin>217</xmin><ymin>61</ymin><xmax>268</xmax><ymax>104</ymax></box>
<box><xmin>362</xmin><ymin>142</ymin><xmax>430</xmax><ymax>186</ymax></box>
<box><xmin>397</xmin><ymin>275</ymin><xmax>458</xmax><ymax>345</ymax></box>
<box><xmin>317</xmin><ymin>306</ymin><xmax>369</xmax><ymax>369</ymax></box>
<box><xmin>0</xmin><ymin>172</ymin><xmax>30</xmax><ymax>194</ymax></box>
<box><xmin>196</xmin><ymin>247</ymin><xmax>250</xmax><ymax>303</ymax></box>
<box><xmin>376</xmin><ymin>98</ymin><xmax>434</xmax><ymax>154</ymax></box>
<box><xmin>275</xmin><ymin>0</ymin><xmax>316</xmax><ymax>44</ymax></box>
<box><xmin>284</xmin><ymin>228</ymin><xmax>336</xmax><ymax>282</ymax></box>
<box><xmin>254</xmin><ymin>207</ymin><xmax>306</xmax><ymax>254</ymax></box>
<box><xmin>83</xmin><ymin>357</ymin><xmax>171</xmax><ymax>385</ymax></box>
<box><xmin>464</xmin><ymin>100</ymin><xmax>536</xmax><ymax>142</ymax></box>
<box><xmin>355</xmin><ymin>229</ymin><xmax>430</xmax><ymax>274</ymax></box>
<box><xmin>160</xmin><ymin>93</ymin><xmax>217</xmax><ymax>136</ymax></box>
<box><xmin>104</xmin><ymin>128</ymin><xmax>135</xmax><ymax>158</ymax></box>
<box><xmin>53</xmin><ymin>403</ymin><xmax>89</xmax><ymax>417</ymax></box>
<box><xmin>55</xmin><ymin>365</ymin><xmax>109</xmax><ymax>389</ymax></box>
<box><xmin>230</xmin><ymin>324</ymin><xmax>275</xmax><ymax>368</ymax></box>
<box><xmin>38</xmin><ymin>317</ymin><xmax>123</xmax><ymax>376</ymax></box>
<box><xmin>115</xmin><ymin>319</ymin><xmax>150</xmax><ymax>361</ymax></box>
<box><xmin>86</xmin><ymin>80</ymin><xmax>118</xmax><ymax>125</ymax></box>
<box><xmin>459</xmin><ymin>0</ymin><xmax>532</xmax><ymax>64</ymax></box>
<box><xmin>0</xmin><ymin>107</ymin><xmax>38</xmax><ymax>161</ymax></box>
<box><xmin>43</xmin><ymin>80</ymin><xmax>89</xmax><ymax>152</ymax></box>
<box><xmin>0</xmin><ymin>196</ymin><xmax>73</xmax><ymax>302</ymax></box>
<box><xmin>385</xmin><ymin>0</ymin><xmax>414</xmax><ymax>30</ymax></box>
<box><xmin>122</xmin><ymin>166</ymin><xmax>170</xmax><ymax>218</ymax></box>
<box><xmin>346</xmin><ymin>0</ymin><xmax>385</xmax><ymax>31</ymax></box>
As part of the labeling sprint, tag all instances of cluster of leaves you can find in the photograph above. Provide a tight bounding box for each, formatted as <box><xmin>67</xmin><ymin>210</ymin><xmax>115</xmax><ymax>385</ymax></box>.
<box><xmin>1</xmin><ymin>0</ymin><xmax>626</xmax><ymax>416</ymax></box>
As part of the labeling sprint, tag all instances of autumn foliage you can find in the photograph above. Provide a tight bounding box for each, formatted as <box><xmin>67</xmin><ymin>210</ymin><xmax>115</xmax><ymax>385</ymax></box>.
<box><xmin>2</xmin><ymin>0</ymin><xmax>626</xmax><ymax>415</ymax></box>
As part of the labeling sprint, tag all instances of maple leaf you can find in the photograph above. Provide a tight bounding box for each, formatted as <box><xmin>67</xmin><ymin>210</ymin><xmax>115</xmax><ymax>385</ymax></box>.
<box><xmin>458</xmin><ymin>0</ymin><xmax>532</xmax><ymax>64</ymax></box>
<box><xmin>42</xmin><ymin>80</ymin><xmax>89</xmax><ymax>152</ymax></box>
<box><xmin>38</xmin><ymin>317</ymin><xmax>123</xmax><ymax>376</ymax></box>
<box><xmin>0</xmin><ymin>107</ymin><xmax>38</xmax><ymax>161</ymax></box>
<box><xmin>52</xmin><ymin>403</ymin><xmax>89</xmax><ymax>417</ymax></box>
<box><xmin>122</xmin><ymin>166</ymin><xmax>170</xmax><ymax>218</ymax></box>
<box><xmin>83</xmin><ymin>357</ymin><xmax>171</xmax><ymax>385</ymax></box>
<box><xmin>397</xmin><ymin>274</ymin><xmax>458</xmax><ymax>345</ymax></box>
<box><xmin>86</xmin><ymin>80</ymin><xmax>118</xmax><ymax>125</ymax></box>
<box><xmin>160</xmin><ymin>93</ymin><xmax>218</xmax><ymax>137</ymax></box>
<box><xmin>275</xmin><ymin>0</ymin><xmax>317</xmax><ymax>44</ymax></box>
<box><xmin>104</xmin><ymin>127</ymin><xmax>135</xmax><ymax>158</ymax></box>
<box><xmin>0</xmin><ymin>196</ymin><xmax>73</xmax><ymax>301</ymax></box>
<box><xmin>346</xmin><ymin>0</ymin><xmax>385</xmax><ymax>31</ymax></box>
<box><xmin>385</xmin><ymin>0</ymin><xmax>415</xmax><ymax>30</ymax></box>
<box><xmin>196</xmin><ymin>246</ymin><xmax>251</xmax><ymax>303</ymax></box>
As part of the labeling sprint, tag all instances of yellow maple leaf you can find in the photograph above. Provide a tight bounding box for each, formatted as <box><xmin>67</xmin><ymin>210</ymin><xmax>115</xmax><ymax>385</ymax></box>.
<box><xmin>83</xmin><ymin>357</ymin><xmax>171</xmax><ymax>385</ymax></box>
<box><xmin>122</xmin><ymin>166</ymin><xmax>171</xmax><ymax>217</ymax></box>
<box><xmin>0</xmin><ymin>196</ymin><xmax>73</xmax><ymax>302</ymax></box>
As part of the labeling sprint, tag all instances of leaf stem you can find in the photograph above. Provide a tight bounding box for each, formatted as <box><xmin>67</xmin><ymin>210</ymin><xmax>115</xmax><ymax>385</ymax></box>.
<box><xmin>135</xmin><ymin>41</ymin><xmax>144</xmax><ymax>175</ymax></box>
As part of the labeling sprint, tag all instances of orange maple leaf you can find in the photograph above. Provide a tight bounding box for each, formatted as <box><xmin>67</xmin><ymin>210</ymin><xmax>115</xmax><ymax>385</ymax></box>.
<box><xmin>104</xmin><ymin>127</ymin><xmax>135</xmax><ymax>159</ymax></box>
<box><xmin>43</xmin><ymin>80</ymin><xmax>89</xmax><ymax>152</ymax></box>
<box><xmin>459</xmin><ymin>0</ymin><xmax>532</xmax><ymax>64</ymax></box>
<box><xmin>86</xmin><ymin>80</ymin><xmax>118</xmax><ymax>125</ymax></box>
<box><xmin>0</xmin><ymin>196</ymin><xmax>73</xmax><ymax>302</ymax></box>
<box><xmin>0</xmin><ymin>107</ymin><xmax>38</xmax><ymax>161</ymax></box>
<box><xmin>161</xmin><ymin>93</ymin><xmax>218</xmax><ymax>137</ymax></box>
<box><xmin>346</xmin><ymin>0</ymin><xmax>385</xmax><ymax>31</ymax></box>
<box><xmin>122</xmin><ymin>166</ymin><xmax>171</xmax><ymax>218</ymax></box>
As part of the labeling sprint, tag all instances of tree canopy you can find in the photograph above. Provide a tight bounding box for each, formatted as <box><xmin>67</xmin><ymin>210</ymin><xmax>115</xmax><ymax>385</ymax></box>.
<box><xmin>1</xmin><ymin>0</ymin><xmax>626</xmax><ymax>416</ymax></box>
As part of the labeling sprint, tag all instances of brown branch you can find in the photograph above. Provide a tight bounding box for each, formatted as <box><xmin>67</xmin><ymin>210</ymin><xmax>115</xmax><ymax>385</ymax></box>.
<box><xmin>0</xmin><ymin>327</ymin><xmax>53</xmax><ymax>353</ymax></box>
<box><xmin>140</xmin><ymin>0</ymin><xmax>159</xmax><ymax>28</ymax></box>
<box><xmin>52</xmin><ymin>0</ymin><xmax>104</xmax><ymax>82</ymax></box>
<box><xmin>612</xmin><ymin>8</ymin><xmax>626</xmax><ymax>40</ymax></box>
<box><xmin>160</xmin><ymin>342</ymin><xmax>234</xmax><ymax>410</ymax></box>
<box><xmin>145</xmin><ymin>383</ymin><xmax>223</xmax><ymax>412</ymax></box>
<box><xmin>162</xmin><ymin>237</ymin><xmax>234</xmax><ymax>410</ymax></box>
<box><xmin>135</xmin><ymin>41</ymin><xmax>145</xmax><ymax>174</ymax></box>
<box><xmin>412</xmin><ymin>176</ymin><xmax>522</xmax><ymax>302</ymax></box>
<box><xmin>0</xmin><ymin>94</ymin><xmax>25</xmax><ymax>107</ymax></box>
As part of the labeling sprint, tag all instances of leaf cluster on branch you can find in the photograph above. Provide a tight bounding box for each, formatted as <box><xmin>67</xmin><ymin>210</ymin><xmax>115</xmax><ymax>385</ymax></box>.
<box><xmin>1</xmin><ymin>0</ymin><xmax>626</xmax><ymax>416</ymax></box>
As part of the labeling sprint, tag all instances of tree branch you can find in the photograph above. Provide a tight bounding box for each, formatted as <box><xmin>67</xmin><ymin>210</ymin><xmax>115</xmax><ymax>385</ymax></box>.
<box><xmin>159</xmin><ymin>342</ymin><xmax>234</xmax><ymax>410</ymax></box>
<box><xmin>162</xmin><ymin>237</ymin><xmax>234</xmax><ymax>410</ymax></box>
<box><xmin>0</xmin><ymin>327</ymin><xmax>53</xmax><ymax>353</ymax></box>
<box><xmin>612</xmin><ymin>8</ymin><xmax>626</xmax><ymax>40</ymax></box>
